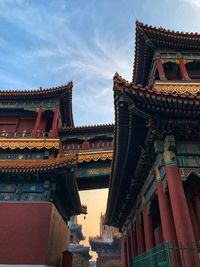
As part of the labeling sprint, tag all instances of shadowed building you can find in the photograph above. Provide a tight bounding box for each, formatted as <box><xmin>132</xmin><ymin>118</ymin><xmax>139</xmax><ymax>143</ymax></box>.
<box><xmin>89</xmin><ymin>214</ymin><xmax>121</xmax><ymax>267</ymax></box>
<box><xmin>68</xmin><ymin>216</ymin><xmax>91</xmax><ymax>262</ymax></box>
<box><xmin>0</xmin><ymin>83</ymin><xmax>85</xmax><ymax>267</ymax></box>
<box><xmin>106</xmin><ymin>22</ymin><xmax>200</xmax><ymax>267</ymax></box>
<box><xmin>0</xmin><ymin>81</ymin><xmax>114</xmax><ymax>267</ymax></box>
<box><xmin>60</xmin><ymin>124</ymin><xmax>114</xmax><ymax>190</ymax></box>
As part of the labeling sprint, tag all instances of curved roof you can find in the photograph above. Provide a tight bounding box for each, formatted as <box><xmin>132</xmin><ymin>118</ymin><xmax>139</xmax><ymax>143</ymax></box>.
<box><xmin>113</xmin><ymin>73</ymin><xmax>200</xmax><ymax>116</ymax></box>
<box><xmin>106</xmin><ymin>73</ymin><xmax>200</xmax><ymax>228</ymax></box>
<box><xmin>0</xmin><ymin>154</ymin><xmax>77</xmax><ymax>173</ymax></box>
<box><xmin>0</xmin><ymin>82</ymin><xmax>74</xmax><ymax>127</ymax></box>
<box><xmin>133</xmin><ymin>21</ymin><xmax>200</xmax><ymax>85</ymax></box>
<box><xmin>59</xmin><ymin>124</ymin><xmax>114</xmax><ymax>134</ymax></box>
<box><xmin>0</xmin><ymin>82</ymin><xmax>73</xmax><ymax>99</ymax></box>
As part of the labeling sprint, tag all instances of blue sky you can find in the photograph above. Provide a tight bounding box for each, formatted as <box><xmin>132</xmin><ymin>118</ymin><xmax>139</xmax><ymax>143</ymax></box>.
<box><xmin>0</xmin><ymin>0</ymin><xmax>200</xmax><ymax>125</ymax></box>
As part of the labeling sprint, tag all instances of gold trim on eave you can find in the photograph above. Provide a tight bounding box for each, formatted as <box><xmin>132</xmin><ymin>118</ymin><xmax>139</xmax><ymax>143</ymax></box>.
<box><xmin>0</xmin><ymin>138</ymin><xmax>60</xmax><ymax>150</ymax></box>
<box><xmin>155</xmin><ymin>83</ymin><xmax>200</xmax><ymax>96</ymax></box>
<box><xmin>77</xmin><ymin>151</ymin><xmax>113</xmax><ymax>163</ymax></box>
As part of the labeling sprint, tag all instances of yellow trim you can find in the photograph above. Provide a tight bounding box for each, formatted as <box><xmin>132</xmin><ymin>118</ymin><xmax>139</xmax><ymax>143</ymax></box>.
<box><xmin>77</xmin><ymin>150</ymin><xmax>112</xmax><ymax>163</ymax></box>
<box><xmin>155</xmin><ymin>82</ymin><xmax>200</xmax><ymax>96</ymax></box>
<box><xmin>0</xmin><ymin>138</ymin><xmax>60</xmax><ymax>150</ymax></box>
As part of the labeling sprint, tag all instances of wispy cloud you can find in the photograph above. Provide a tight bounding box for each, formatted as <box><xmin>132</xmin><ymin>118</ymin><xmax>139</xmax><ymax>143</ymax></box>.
<box><xmin>0</xmin><ymin>0</ymin><xmax>133</xmax><ymax>124</ymax></box>
<box><xmin>179</xmin><ymin>0</ymin><xmax>200</xmax><ymax>8</ymax></box>
<box><xmin>1</xmin><ymin>0</ymin><xmax>199</xmax><ymax>125</ymax></box>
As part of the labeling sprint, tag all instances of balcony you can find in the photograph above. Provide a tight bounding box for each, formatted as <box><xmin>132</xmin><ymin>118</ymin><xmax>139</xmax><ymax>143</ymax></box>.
<box><xmin>0</xmin><ymin>130</ymin><xmax>57</xmax><ymax>138</ymax></box>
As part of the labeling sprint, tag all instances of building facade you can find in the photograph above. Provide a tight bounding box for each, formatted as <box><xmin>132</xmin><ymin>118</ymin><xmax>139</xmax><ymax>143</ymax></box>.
<box><xmin>0</xmin><ymin>83</ymin><xmax>85</xmax><ymax>267</ymax></box>
<box><xmin>90</xmin><ymin>213</ymin><xmax>121</xmax><ymax>267</ymax></box>
<box><xmin>68</xmin><ymin>216</ymin><xmax>91</xmax><ymax>262</ymax></box>
<box><xmin>0</xmin><ymin>81</ymin><xmax>114</xmax><ymax>266</ymax></box>
<box><xmin>106</xmin><ymin>22</ymin><xmax>200</xmax><ymax>267</ymax></box>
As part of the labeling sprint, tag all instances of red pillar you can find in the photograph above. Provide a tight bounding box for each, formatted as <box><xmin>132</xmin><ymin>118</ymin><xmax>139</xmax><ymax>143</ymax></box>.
<box><xmin>164</xmin><ymin>136</ymin><xmax>198</xmax><ymax>266</ymax></box>
<box><xmin>121</xmin><ymin>237</ymin><xmax>125</xmax><ymax>267</ymax></box>
<box><xmin>130</xmin><ymin>222</ymin><xmax>138</xmax><ymax>257</ymax></box>
<box><xmin>61</xmin><ymin>250</ymin><xmax>73</xmax><ymax>267</ymax></box>
<box><xmin>33</xmin><ymin>108</ymin><xmax>42</xmax><ymax>137</ymax></box>
<box><xmin>127</xmin><ymin>228</ymin><xmax>132</xmax><ymax>265</ymax></box>
<box><xmin>142</xmin><ymin>204</ymin><xmax>155</xmax><ymax>251</ymax></box>
<box><xmin>156</xmin><ymin>175</ymin><xmax>178</xmax><ymax>266</ymax></box>
<box><xmin>136</xmin><ymin>214</ymin><xmax>145</xmax><ymax>255</ymax></box>
<box><xmin>193</xmin><ymin>191</ymin><xmax>200</xmax><ymax>227</ymax></box>
<box><xmin>187</xmin><ymin>197</ymin><xmax>200</xmax><ymax>241</ymax></box>
<box><xmin>156</xmin><ymin>59</ymin><xmax>167</xmax><ymax>81</ymax></box>
<box><xmin>179</xmin><ymin>59</ymin><xmax>190</xmax><ymax>80</ymax></box>
<box><xmin>49</xmin><ymin>107</ymin><xmax>59</xmax><ymax>137</ymax></box>
<box><xmin>124</xmin><ymin>236</ymin><xmax>128</xmax><ymax>267</ymax></box>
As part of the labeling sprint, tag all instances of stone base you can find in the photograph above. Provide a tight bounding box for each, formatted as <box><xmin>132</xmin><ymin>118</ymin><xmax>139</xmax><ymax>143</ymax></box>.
<box><xmin>0</xmin><ymin>202</ymin><xmax>69</xmax><ymax>267</ymax></box>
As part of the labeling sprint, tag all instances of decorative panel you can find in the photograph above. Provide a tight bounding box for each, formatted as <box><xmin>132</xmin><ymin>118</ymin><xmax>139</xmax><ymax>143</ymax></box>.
<box><xmin>22</xmin><ymin>184</ymin><xmax>44</xmax><ymax>193</ymax></box>
<box><xmin>0</xmin><ymin>184</ymin><xmax>16</xmax><ymax>193</ymax></box>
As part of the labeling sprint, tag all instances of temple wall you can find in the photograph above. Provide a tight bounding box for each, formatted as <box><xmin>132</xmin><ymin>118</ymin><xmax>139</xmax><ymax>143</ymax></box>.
<box><xmin>0</xmin><ymin>202</ymin><xmax>69</xmax><ymax>266</ymax></box>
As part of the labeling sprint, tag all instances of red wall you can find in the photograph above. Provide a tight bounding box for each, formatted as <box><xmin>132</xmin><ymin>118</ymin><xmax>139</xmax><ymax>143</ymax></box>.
<box><xmin>0</xmin><ymin>202</ymin><xmax>69</xmax><ymax>266</ymax></box>
<box><xmin>96</xmin><ymin>255</ymin><xmax>120</xmax><ymax>267</ymax></box>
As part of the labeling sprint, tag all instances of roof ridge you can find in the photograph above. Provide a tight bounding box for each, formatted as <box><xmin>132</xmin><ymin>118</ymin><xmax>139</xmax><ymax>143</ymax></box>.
<box><xmin>59</xmin><ymin>123</ymin><xmax>114</xmax><ymax>131</ymax></box>
<box><xmin>0</xmin><ymin>81</ymin><xmax>73</xmax><ymax>94</ymax></box>
<box><xmin>135</xmin><ymin>20</ymin><xmax>200</xmax><ymax>37</ymax></box>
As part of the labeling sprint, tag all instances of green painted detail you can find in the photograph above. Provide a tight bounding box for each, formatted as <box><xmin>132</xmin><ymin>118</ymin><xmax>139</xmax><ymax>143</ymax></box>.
<box><xmin>0</xmin><ymin>180</ymin><xmax>50</xmax><ymax>201</ymax></box>
<box><xmin>132</xmin><ymin>242</ymin><xmax>172</xmax><ymax>267</ymax></box>
<box><xmin>77</xmin><ymin>167</ymin><xmax>111</xmax><ymax>178</ymax></box>
<box><xmin>163</xmin><ymin>151</ymin><xmax>177</xmax><ymax>166</ymax></box>
<box><xmin>132</xmin><ymin>241</ymin><xmax>200</xmax><ymax>267</ymax></box>
<box><xmin>160</xmin><ymin>166</ymin><xmax>166</xmax><ymax>180</ymax></box>
<box><xmin>0</xmin><ymin>152</ymin><xmax>47</xmax><ymax>160</ymax></box>
<box><xmin>0</xmin><ymin>99</ymin><xmax>58</xmax><ymax>111</ymax></box>
<box><xmin>164</xmin><ymin>135</ymin><xmax>176</xmax><ymax>151</ymax></box>
<box><xmin>154</xmin><ymin>140</ymin><xmax>164</xmax><ymax>154</ymax></box>
<box><xmin>77</xmin><ymin>161</ymin><xmax>111</xmax><ymax>178</ymax></box>
<box><xmin>177</xmin><ymin>142</ymin><xmax>200</xmax><ymax>155</ymax></box>
<box><xmin>177</xmin><ymin>155</ymin><xmax>200</xmax><ymax>168</ymax></box>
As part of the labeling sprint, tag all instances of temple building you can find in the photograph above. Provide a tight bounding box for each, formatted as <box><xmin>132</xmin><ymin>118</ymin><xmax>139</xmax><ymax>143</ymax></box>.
<box><xmin>89</xmin><ymin>213</ymin><xmax>121</xmax><ymax>267</ymax></box>
<box><xmin>68</xmin><ymin>216</ymin><xmax>91</xmax><ymax>262</ymax></box>
<box><xmin>0</xmin><ymin>79</ymin><xmax>114</xmax><ymax>267</ymax></box>
<box><xmin>60</xmin><ymin>124</ymin><xmax>113</xmax><ymax>191</ymax></box>
<box><xmin>106</xmin><ymin>22</ymin><xmax>200</xmax><ymax>267</ymax></box>
<box><xmin>0</xmin><ymin>83</ymin><xmax>86</xmax><ymax>267</ymax></box>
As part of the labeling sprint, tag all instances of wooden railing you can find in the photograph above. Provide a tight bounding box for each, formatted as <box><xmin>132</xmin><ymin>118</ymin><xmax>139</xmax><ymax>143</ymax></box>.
<box><xmin>0</xmin><ymin>130</ymin><xmax>54</xmax><ymax>138</ymax></box>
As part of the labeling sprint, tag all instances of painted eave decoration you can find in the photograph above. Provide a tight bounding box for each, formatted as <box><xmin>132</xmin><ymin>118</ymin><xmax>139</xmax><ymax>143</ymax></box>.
<box><xmin>0</xmin><ymin>154</ymin><xmax>77</xmax><ymax>173</ymax></box>
<box><xmin>0</xmin><ymin>138</ymin><xmax>60</xmax><ymax>150</ymax></box>
<box><xmin>77</xmin><ymin>151</ymin><xmax>113</xmax><ymax>163</ymax></box>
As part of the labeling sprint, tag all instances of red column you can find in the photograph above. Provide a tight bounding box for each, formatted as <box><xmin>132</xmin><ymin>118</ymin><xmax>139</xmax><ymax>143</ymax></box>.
<box><xmin>156</xmin><ymin>178</ymin><xmax>177</xmax><ymax>244</ymax></box>
<box><xmin>193</xmin><ymin>191</ymin><xmax>200</xmax><ymax>226</ymax></box>
<box><xmin>156</xmin><ymin>174</ymin><xmax>178</xmax><ymax>266</ymax></box>
<box><xmin>164</xmin><ymin>137</ymin><xmax>198</xmax><ymax>266</ymax></box>
<box><xmin>124</xmin><ymin>236</ymin><xmax>128</xmax><ymax>267</ymax></box>
<box><xmin>187</xmin><ymin>197</ymin><xmax>200</xmax><ymax>241</ymax></box>
<box><xmin>136</xmin><ymin>214</ymin><xmax>145</xmax><ymax>255</ymax></box>
<box><xmin>121</xmin><ymin>237</ymin><xmax>125</xmax><ymax>267</ymax></box>
<box><xmin>127</xmin><ymin>228</ymin><xmax>132</xmax><ymax>265</ymax></box>
<box><xmin>142</xmin><ymin>204</ymin><xmax>155</xmax><ymax>251</ymax></box>
<box><xmin>179</xmin><ymin>59</ymin><xmax>190</xmax><ymax>80</ymax></box>
<box><xmin>33</xmin><ymin>108</ymin><xmax>42</xmax><ymax>137</ymax></box>
<box><xmin>61</xmin><ymin>250</ymin><xmax>73</xmax><ymax>267</ymax></box>
<box><xmin>156</xmin><ymin>59</ymin><xmax>167</xmax><ymax>81</ymax></box>
<box><xmin>49</xmin><ymin>107</ymin><xmax>59</xmax><ymax>137</ymax></box>
<box><xmin>130</xmin><ymin>222</ymin><xmax>138</xmax><ymax>257</ymax></box>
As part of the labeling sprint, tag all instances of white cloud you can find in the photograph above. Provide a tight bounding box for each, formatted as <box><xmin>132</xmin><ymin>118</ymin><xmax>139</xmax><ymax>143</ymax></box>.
<box><xmin>179</xmin><ymin>0</ymin><xmax>200</xmax><ymax>8</ymax></box>
<box><xmin>0</xmin><ymin>0</ymin><xmax>133</xmax><ymax>124</ymax></box>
